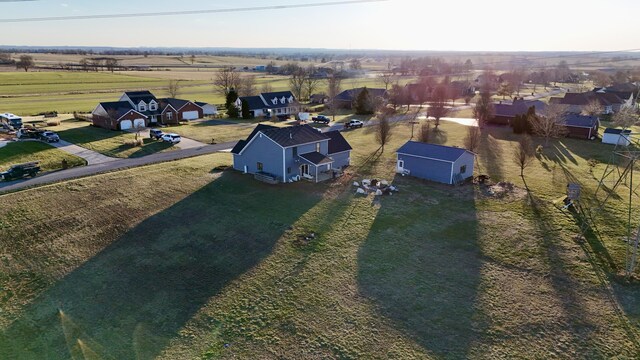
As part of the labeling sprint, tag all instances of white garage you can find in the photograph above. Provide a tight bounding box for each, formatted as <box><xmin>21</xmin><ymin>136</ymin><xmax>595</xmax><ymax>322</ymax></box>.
<box><xmin>120</xmin><ymin>120</ymin><xmax>132</xmax><ymax>130</ymax></box>
<box><xmin>182</xmin><ymin>111</ymin><xmax>199</xmax><ymax>120</ymax></box>
<box><xmin>133</xmin><ymin>118</ymin><xmax>146</xmax><ymax>129</ymax></box>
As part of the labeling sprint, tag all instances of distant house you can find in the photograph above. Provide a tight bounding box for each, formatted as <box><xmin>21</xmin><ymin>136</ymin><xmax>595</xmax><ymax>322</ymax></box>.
<box><xmin>602</xmin><ymin>128</ymin><xmax>632</xmax><ymax>146</ymax></box>
<box><xmin>492</xmin><ymin>98</ymin><xmax>547</xmax><ymax>125</ymax></box>
<box><xmin>237</xmin><ymin>91</ymin><xmax>300</xmax><ymax>118</ymax></box>
<box><xmin>195</xmin><ymin>102</ymin><xmax>218</xmax><ymax>116</ymax></box>
<box><xmin>92</xmin><ymin>91</ymin><xmax>205</xmax><ymax>130</ymax></box>
<box><xmin>403</xmin><ymin>83</ymin><xmax>432</xmax><ymax>104</ymax></box>
<box><xmin>550</xmin><ymin>91</ymin><xmax>625</xmax><ymax>114</ymax></box>
<box><xmin>254</xmin><ymin>65</ymin><xmax>267</xmax><ymax>72</ymax></box>
<box><xmin>231</xmin><ymin>124</ymin><xmax>352</xmax><ymax>183</ymax></box>
<box><xmin>594</xmin><ymin>83</ymin><xmax>639</xmax><ymax>109</ymax></box>
<box><xmin>396</xmin><ymin>141</ymin><xmax>475</xmax><ymax>185</ymax></box>
<box><xmin>309</xmin><ymin>93</ymin><xmax>329</xmax><ymax>104</ymax></box>
<box><xmin>563</xmin><ymin>114</ymin><xmax>600</xmax><ymax>140</ymax></box>
<box><xmin>334</xmin><ymin>87</ymin><xmax>388</xmax><ymax>109</ymax></box>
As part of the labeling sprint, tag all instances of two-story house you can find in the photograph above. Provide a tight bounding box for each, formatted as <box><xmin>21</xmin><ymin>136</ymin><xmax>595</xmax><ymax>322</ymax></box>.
<box><xmin>237</xmin><ymin>91</ymin><xmax>300</xmax><ymax>119</ymax></box>
<box><xmin>231</xmin><ymin>124</ymin><xmax>352</xmax><ymax>183</ymax></box>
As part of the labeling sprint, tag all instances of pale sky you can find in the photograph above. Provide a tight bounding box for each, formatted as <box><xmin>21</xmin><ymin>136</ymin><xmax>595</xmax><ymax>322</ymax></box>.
<box><xmin>1</xmin><ymin>0</ymin><xmax>638</xmax><ymax>52</ymax></box>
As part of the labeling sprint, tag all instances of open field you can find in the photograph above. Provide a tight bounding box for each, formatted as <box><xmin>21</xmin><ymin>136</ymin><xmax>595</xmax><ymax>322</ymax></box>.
<box><xmin>0</xmin><ymin>118</ymin><xmax>639</xmax><ymax>358</ymax></box>
<box><xmin>0</xmin><ymin>141</ymin><xmax>85</xmax><ymax>172</ymax></box>
<box><xmin>43</xmin><ymin>119</ymin><xmax>175</xmax><ymax>158</ymax></box>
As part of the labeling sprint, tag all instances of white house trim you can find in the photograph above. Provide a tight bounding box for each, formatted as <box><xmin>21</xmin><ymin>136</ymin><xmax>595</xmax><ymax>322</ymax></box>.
<box><xmin>116</xmin><ymin>109</ymin><xmax>148</xmax><ymax>122</ymax></box>
<box><xmin>397</xmin><ymin>152</ymin><xmax>456</xmax><ymax>164</ymax></box>
<box><xmin>161</xmin><ymin>104</ymin><xmax>178</xmax><ymax>115</ymax></box>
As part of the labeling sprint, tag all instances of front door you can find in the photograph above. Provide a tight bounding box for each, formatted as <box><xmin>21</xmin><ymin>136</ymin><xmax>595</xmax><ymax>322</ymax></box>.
<box><xmin>397</xmin><ymin>159</ymin><xmax>404</xmax><ymax>173</ymax></box>
<box><xmin>300</xmin><ymin>164</ymin><xmax>310</xmax><ymax>177</ymax></box>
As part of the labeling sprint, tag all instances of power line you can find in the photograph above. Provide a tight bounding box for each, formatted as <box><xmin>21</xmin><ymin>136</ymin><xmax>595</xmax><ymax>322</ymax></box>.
<box><xmin>0</xmin><ymin>0</ymin><xmax>389</xmax><ymax>22</ymax></box>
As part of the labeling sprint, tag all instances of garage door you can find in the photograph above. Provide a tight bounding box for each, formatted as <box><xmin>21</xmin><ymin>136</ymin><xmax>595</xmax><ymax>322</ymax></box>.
<box><xmin>120</xmin><ymin>120</ymin><xmax>132</xmax><ymax>130</ymax></box>
<box><xmin>133</xmin><ymin>118</ymin><xmax>146</xmax><ymax>129</ymax></box>
<box><xmin>182</xmin><ymin>111</ymin><xmax>199</xmax><ymax>120</ymax></box>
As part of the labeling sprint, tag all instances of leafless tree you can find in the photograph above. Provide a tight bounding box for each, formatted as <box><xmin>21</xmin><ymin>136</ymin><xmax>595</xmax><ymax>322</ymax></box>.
<box><xmin>214</xmin><ymin>66</ymin><xmax>241</xmax><ymax>96</ymax></box>
<box><xmin>375</xmin><ymin>113</ymin><xmax>393</xmax><ymax>152</ymax></box>
<box><xmin>350</xmin><ymin>58</ymin><xmax>362</xmax><ymax>71</ymax></box>
<box><xmin>105</xmin><ymin>58</ymin><xmax>119</xmax><ymax>72</ymax></box>
<box><xmin>15</xmin><ymin>55</ymin><xmax>34</xmax><ymax>72</ymax></box>
<box><xmin>419</xmin><ymin>120</ymin><xmax>432</xmax><ymax>143</ymax></box>
<box><xmin>79</xmin><ymin>58</ymin><xmax>90</xmax><ymax>72</ymax></box>
<box><xmin>497</xmin><ymin>82</ymin><xmax>513</xmax><ymax>100</ymax></box>
<box><xmin>427</xmin><ymin>84</ymin><xmax>450</xmax><ymax>128</ymax></box>
<box><xmin>613</xmin><ymin>107</ymin><xmax>639</xmax><ymax>128</ymax></box>
<box><xmin>513</xmin><ymin>135</ymin><xmax>534</xmax><ymax>187</ymax></box>
<box><xmin>509</xmin><ymin>68</ymin><xmax>525</xmax><ymax>96</ymax></box>
<box><xmin>238</xmin><ymin>75</ymin><xmax>257</xmax><ymax>97</ymax></box>
<box><xmin>379</xmin><ymin>71</ymin><xmax>394</xmax><ymax>91</ymax></box>
<box><xmin>289</xmin><ymin>67</ymin><xmax>307</xmax><ymax>100</ymax></box>
<box><xmin>464</xmin><ymin>126</ymin><xmax>481</xmax><ymax>153</ymax></box>
<box><xmin>303</xmin><ymin>65</ymin><xmax>321</xmax><ymax>101</ymax></box>
<box><xmin>582</xmin><ymin>100</ymin><xmax>603</xmax><ymax>116</ymax></box>
<box><xmin>533</xmin><ymin>104</ymin><xmax>568</xmax><ymax>146</ymax></box>
<box><xmin>327</xmin><ymin>75</ymin><xmax>342</xmax><ymax>122</ymax></box>
<box><xmin>473</xmin><ymin>84</ymin><xmax>494</xmax><ymax>128</ymax></box>
<box><xmin>260</xmin><ymin>82</ymin><xmax>274</xmax><ymax>94</ymax></box>
<box><xmin>167</xmin><ymin>80</ymin><xmax>181</xmax><ymax>98</ymax></box>
<box><xmin>90</xmin><ymin>59</ymin><xmax>102</xmax><ymax>72</ymax></box>
<box><xmin>190</xmin><ymin>54</ymin><xmax>196</xmax><ymax>65</ymax></box>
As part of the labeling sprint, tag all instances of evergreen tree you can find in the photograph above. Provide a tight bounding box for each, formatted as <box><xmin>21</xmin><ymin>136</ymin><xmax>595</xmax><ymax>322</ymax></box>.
<box><xmin>513</xmin><ymin>114</ymin><xmax>524</xmax><ymax>134</ymax></box>
<box><xmin>355</xmin><ymin>87</ymin><xmax>374</xmax><ymax>115</ymax></box>
<box><xmin>226</xmin><ymin>90</ymin><xmax>239</xmax><ymax>118</ymax></box>
<box><xmin>524</xmin><ymin>106</ymin><xmax>536</xmax><ymax>134</ymax></box>
<box><xmin>241</xmin><ymin>99</ymin><xmax>251</xmax><ymax>119</ymax></box>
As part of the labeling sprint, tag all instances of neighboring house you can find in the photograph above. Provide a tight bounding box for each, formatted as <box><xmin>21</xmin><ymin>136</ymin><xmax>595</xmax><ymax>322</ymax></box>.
<box><xmin>309</xmin><ymin>93</ymin><xmax>329</xmax><ymax>104</ymax></box>
<box><xmin>550</xmin><ymin>91</ymin><xmax>625</xmax><ymax>114</ymax></box>
<box><xmin>231</xmin><ymin>124</ymin><xmax>352</xmax><ymax>183</ymax></box>
<box><xmin>602</xmin><ymin>128</ymin><xmax>632</xmax><ymax>146</ymax></box>
<box><xmin>396</xmin><ymin>141</ymin><xmax>475</xmax><ymax>185</ymax></box>
<box><xmin>594</xmin><ymin>83</ymin><xmax>639</xmax><ymax>109</ymax></box>
<box><xmin>92</xmin><ymin>91</ymin><xmax>205</xmax><ymax>129</ymax></box>
<box><xmin>563</xmin><ymin>114</ymin><xmax>600</xmax><ymax>139</ymax></box>
<box><xmin>334</xmin><ymin>87</ymin><xmax>388</xmax><ymax>109</ymax></box>
<box><xmin>404</xmin><ymin>83</ymin><xmax>432</xmax><ymax>104</ymax></box>
<box><xmin>237</xmin><ymin>91</ymin><xmax>300</xmax><ymax>118</ymax></box>
<box><xmin>492</xmin><ymin>98</ymin><xmax>547</xmax><ymax>125</ymax></box>
<box><xmin>195</xmin><ymin>102</ymin><xmax>218</xmax><ymax>116</ymax></box>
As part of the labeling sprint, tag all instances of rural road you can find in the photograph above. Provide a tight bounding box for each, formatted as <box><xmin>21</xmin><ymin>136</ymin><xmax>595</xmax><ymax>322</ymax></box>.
<box><xmin>0</xmin><ymin>141</ymin><xmax>237</xmax><ymax>193</ymax></box>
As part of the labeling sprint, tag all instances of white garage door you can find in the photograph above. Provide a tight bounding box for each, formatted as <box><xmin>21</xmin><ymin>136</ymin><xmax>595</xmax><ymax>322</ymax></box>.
<box><xmin>120</xmin><ymin>120</ymin><xmax>132</xmax><ymax>130</ymax></box>
<box><xmin>182</xmin><ymin>111</ymin><xmax>199</xmax><ymax>120</ymax></box>
<box><xmin>133</xmin><ymin>118</ymin><xmax>146</xmax><ymax>128</ymax></box>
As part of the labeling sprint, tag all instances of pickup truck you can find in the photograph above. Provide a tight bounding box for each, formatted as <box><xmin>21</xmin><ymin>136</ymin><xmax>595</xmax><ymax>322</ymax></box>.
<box><xmin>0</xmin><ymin>162</ymin><xmax>41</xmax><ymax>181</ymax></box>
<box><xmin>344</xmin><ymin>119</ymin><xmax>364</xmax><ymax>129</ymax></box>
<box><xmin>312</xmin><ymin>115</ymin><xmax>331</xmax><ymax>124</ymax></box>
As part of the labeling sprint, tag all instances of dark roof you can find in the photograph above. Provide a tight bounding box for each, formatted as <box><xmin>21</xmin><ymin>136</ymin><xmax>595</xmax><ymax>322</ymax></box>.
<box><xmin>325</xmin><ymin>130</ymin><xmax>352</xmax><ymax>154</ymax></box>
<box><xmin>124</xmin><ymin>90</ymin><xmax>157</xmax><ymax>104</ymax></box>
<box><xmin>563</xmin><ymin>114</ymin><xmax>599</xmax><ymax>128</ymax></box>
<box><xmin>299</xmin><ymin>151</ymin><xmax>334</xmax><ymax>165</ymax></box>
<box><xmin>396</xmin><ymin>141</ymin><xmax>471</xmax><ymax>162</ymax></box>
<box><xmin>261</xmin><ymin>125</ymin><xmax>329</xmax><ymax>147</ymax></box>
<box><xmin>558</xmin><ymin>92</ymin><xmax>624</xmax><ymax>106</ymax></box>
<box><xmin>159</xmin><ymin>98</ymin><xmax>190</xmax><ymax>110</ymax></box>
<box><xmin>335</xmin><ymin>87</ymin><xmax>388</xmax><ymax>102</ymax></box>
<box><xmin>98</xmin><ymin>101</ymin><xmax>136</xmax><ymax>118</ymax></box>
<box><xmin>195</xmin><ymin>101</ymin><xmax>213</xmax><ymax>107</ymax></box>
<box><xmin>604</xmin><ymin>128</ymin><xmax>631</xmax><ymax>135</ymax></box>
<box><xmin>260</xmin><ymin>91</ymin><xmax>297</xmax><ymax>109</ymax></box>
<box><xmin>494</xmin><ymin>99</ymin><xmax>547</xmax><ymax>118</ymax></box>
<box><xmin>231</xmin><ymin>124</ymin><xmax>278</xmax><ymax>154</ymax></box>
<box><xmin>240</xmin><ymin>96</ymin><xmax>267</xmax><ymax>110</ymax></box>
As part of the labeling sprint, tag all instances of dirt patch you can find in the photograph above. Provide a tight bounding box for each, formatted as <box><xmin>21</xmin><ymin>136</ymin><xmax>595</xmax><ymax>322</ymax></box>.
<box><xmin>480</xmin><ymin>181</ymin><xmax>528</xmax><ymax>201</ymax></box>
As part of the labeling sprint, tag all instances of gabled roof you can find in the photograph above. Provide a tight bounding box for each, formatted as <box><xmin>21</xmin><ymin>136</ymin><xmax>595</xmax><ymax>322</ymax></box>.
<box><xmin>604</xmin><ymin>127</ymin><xmax>632</xmax><ymax>135</ymax></box>
<box><xmin>124</xmin><ymin>90</ymin><xmax>157</xmax><ymax>104</ymax></box>
<box><xmin>231</xmin><ymin>124</ymin><xmax>278</xmax><ymax>154</ymax></box>
<box><xmin>558</xmin><ymin>92</ymin><xmax>624</xmax><ymax>106</ymax></box>
<box><xmin>260</xmin><ymin>91</ymin><xmax>297</xmax><ymax>109</ymax></box>
<box><xmin>98</xmin><ymin>101</ymin><xmax>136</xmax><ymax>118</ymax></box>
<box><xmin>159</xmin><ymin>98</ymin><xmax>190</xmax><ymax>111</ymax></box>
<box><xmin>195</xmin><ymin>101</ymin><xmax>214</xmax><ymax>107</ymax></box>
<box><xmin>299</xmin><ymin>151</ymin><xmax>334</xmax><ymax>165</ymax></box>
<box><xmin>396</xmin><ymin>141</ymin><xmax>472</xmax><ymax>163</ymax></box>
<box><xmin>335</xmin><ymin>87</ymin><xmax>388</xmax><ymax>102</ymax></box>
<box><xmin>239</xmin><ymin>96</ymin><xmax>268</xmax><ymax>110</ymax></box>
<box><xmin>325</xmin><ymin>130</ymin><xmax>352</xmax><ymax>154</ymax></box>
<box><xmin>563</xmin><ymin>114</ymin><xmax>599</xmax><ymax>128</ymax></box>
<box><xmin>494</xmin><ymin>99</ymin><xmax>547</xmax><ymax>117</ymax></box>
<box><xmin>261</xmin><ymin>124</ymin><xmax>329</xmax><ymax>147</ymax></box>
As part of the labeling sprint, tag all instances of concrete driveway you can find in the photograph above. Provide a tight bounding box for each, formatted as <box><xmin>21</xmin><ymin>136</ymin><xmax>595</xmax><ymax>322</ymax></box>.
<box><xmin>136</xmin><ymin>129</ymin><xmax>209</xmax><ymax>150</ymax></box>
<box><xmin>49</xmin><ymin>139</ymin><xmax>117</xmax><ymax>165</ymax></box>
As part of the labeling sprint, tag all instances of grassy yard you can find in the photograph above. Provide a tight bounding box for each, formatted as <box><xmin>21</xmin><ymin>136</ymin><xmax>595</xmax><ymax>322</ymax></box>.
<box><xmin>0</xmin><ymin>120</ymin><xmax>639</xmax><ymax>358</ymax></box>
<box><xmin>46</xmin><ymin>119</ymin><xmax>175</xmax><ymax>158</ymax></box>
<box><xmin>0</xmin><ymin>141</ymin><xmax>85</xmax><ymax>172</ymax></box>
<box><xmin>167</xmin><ymin>119</ymin><xmax>295</xmax><ymax>144</ymax></box>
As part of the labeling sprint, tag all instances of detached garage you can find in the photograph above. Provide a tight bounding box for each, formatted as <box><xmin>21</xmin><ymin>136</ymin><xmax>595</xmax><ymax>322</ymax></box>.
<box><xmin>396</xmin><ymin>141</ymin><xmax>475</xmax><ymax>185</ymax></box>
<box><xmin>602</xmin><ymin>128</ymin><xmax>632</xmax><ymax>146</ymax></box>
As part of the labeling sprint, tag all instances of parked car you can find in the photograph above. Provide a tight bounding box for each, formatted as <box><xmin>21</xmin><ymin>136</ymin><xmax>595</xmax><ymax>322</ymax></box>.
<box><xmin>149</xmin><ymin>129</ymin><xmax>164</xmax><ymax>140</ymax></box>
<box><xmin>344</xmin><ymin>119</ymin><xmax>364</xmax><ymax>129</ymax></box>
<box><xmin>39</xmin><ymin>131</ymin><xmax>60</xmax><ymax>143</ymax></box>
<box><xmin>0</xmin><ymin>162</ymin><xmax>41</xmax><ymax>181</ymax></box>
<box><xmin>160</xmin><ymin>133</ymin><xmax>181</xmax><ymax>144</ymax></box>
<box><xmin>312</xmin><ymin>115</ymin><xmax>331</xmax><ymax>124</ymax></box>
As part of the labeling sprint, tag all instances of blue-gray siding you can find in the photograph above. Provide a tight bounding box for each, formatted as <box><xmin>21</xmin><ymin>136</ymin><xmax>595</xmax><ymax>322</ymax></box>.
<box><xmin>398</xmin><ymin>151</ymin><xmax>474</xmax><ymax>184</ymax></box>
<box><xmin>330</xmin><ymin>150</ymin><xmax>351</xmax><ymax>169</ymax></box>
<box><xmin>452</xmin><ymin>152</ymin><xmax>475</xmax><ymax>182</ymax></box>
<box><xmin>233</xmin><ymin>134</ymin><xmax>284</xmax><ymax>181</ymax></box>
<box><xmin>283</xmin><ymin>140</ymin><xmax>330</xmax><ymax>178</ymax></box>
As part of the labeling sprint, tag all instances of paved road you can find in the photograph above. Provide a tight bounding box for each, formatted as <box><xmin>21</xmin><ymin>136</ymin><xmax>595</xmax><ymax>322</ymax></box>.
<box><xmin>49</xmin><ymin>139</ymin><xmax>117</xmax><ymax>165</ymax></box>
<box><xmin>0</xmin><ymin>141</ymin><xmax>237</xmax><ymax>194</ymax></box>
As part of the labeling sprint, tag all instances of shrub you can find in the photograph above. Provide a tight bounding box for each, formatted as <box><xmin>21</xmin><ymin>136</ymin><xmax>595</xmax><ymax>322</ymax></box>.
<box><xmin>123</xmin><ymin>138</ymin><xmax>144</xmax><ymax>147</ymax></box>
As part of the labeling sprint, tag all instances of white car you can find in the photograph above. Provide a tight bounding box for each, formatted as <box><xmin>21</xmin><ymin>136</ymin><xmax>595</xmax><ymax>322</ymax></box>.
<box><xmin>160</xmin><ymin>133</ymin><xmax>181</xmax><ymax>144</ymax></box>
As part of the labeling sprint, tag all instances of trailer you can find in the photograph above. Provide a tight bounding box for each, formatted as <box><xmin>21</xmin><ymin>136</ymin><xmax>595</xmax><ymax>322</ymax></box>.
<box><xmin>0</xmin><ymin>113</ymin><xmax>23</xmax><ymax>130</ymax></box>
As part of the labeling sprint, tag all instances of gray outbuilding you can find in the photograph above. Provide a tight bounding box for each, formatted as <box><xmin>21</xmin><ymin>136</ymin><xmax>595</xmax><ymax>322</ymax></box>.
<box><xmin>396</xmin><ymin>141</ymin><xmax>475</xmax><ymax>185</ymax></box>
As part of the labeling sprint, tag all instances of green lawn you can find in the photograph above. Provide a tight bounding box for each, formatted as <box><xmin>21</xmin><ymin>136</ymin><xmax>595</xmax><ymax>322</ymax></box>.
<box><xmin>0</xmin><ymin>120</ymin><xmax>639</xmax><ymax>358</ymax></box>
<box><xmin>167</xmin><ymin>119</ymin><xmax>295</xmax><ymax>144</ymax></box>
<box><xmin>0</xmin><ymin>141</ymin><xmax>85</xmax><ymax>172</ymax></box>
<box><xmin>48</xmin><ymin>119</ymin><xmax>175</xmax><ymax>158</ymax></box>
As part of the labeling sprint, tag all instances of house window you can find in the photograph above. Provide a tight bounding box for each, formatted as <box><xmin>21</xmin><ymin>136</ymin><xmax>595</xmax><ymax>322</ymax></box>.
<box><xmin>293</xmin><ymin>147</ymin><xmax>298</xmax><ymax>156</ymax></box>
<box><xmin>257</xmin><ymin>162</ymin><xmax>263</xmax><ymax>171</ymax></box>
<box><xmin>277</xmin><ymin>109</ymin><xmax>282</xmax><ymax>114</ymax></box>
<box><xmin>460</xmin><ymin>165</ymin><xmax>467</xmax><ymax>174</ymax></box>
<box><xmin>139</xmin><ymin>104</ymin><xmax>147</xmax><ymax>112</ymax></box>
<box><xmin>149</xmin><ymin>103</ymin><xmax>157</xmax><ymax>111</ymax></box>
<box><xmin>166</xmin><ymin>112</ymin><xmax>173</xmax><ymax>120</ymax></box>
<box><xmin>287</xmin><ymin>167</ymin><xmax>291</xmax><ymax>174</ymax></box>
<box><xmin>398</xmin><ymin>160</ymin><xmax>404</xmax><ymax>169</ymax></box>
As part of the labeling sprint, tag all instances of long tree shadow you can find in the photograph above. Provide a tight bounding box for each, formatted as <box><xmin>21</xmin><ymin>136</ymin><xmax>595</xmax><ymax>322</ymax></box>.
<box><xmin>357</xmin><ymin>177</ymin><xmax>483</xmax><ymax>357</ymax></box>
<box><xmin>0</xmin><ymin>171</ymin><xmax>322</xmax><ymax>360</ymax></box>
<box><xmin>478</xmin><ymin>130</ymin><xmax>504</xmax><ymax>180</ymax></box>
